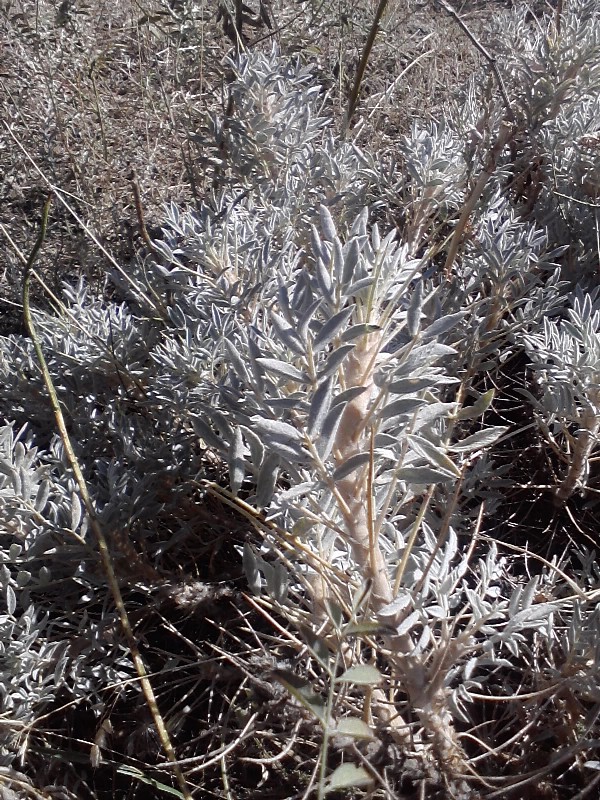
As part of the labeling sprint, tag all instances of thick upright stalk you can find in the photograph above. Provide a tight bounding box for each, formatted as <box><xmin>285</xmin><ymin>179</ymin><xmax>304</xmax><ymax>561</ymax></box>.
<box><xmin>334</xmin><ymin>332</ymin><xmax>392</xmax><ymax>608</ymax></box>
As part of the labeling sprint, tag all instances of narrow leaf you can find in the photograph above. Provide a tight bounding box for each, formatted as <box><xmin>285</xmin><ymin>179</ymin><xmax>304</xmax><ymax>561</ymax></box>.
<box><xmin>407</xmin><ymin>281</ymin><xmax>422</xmax><ymax>336</ymax></box>
<box><xmin>342</xmin><ymin>238</ymin><xmax>361</xmax><ymax>286</ymax></box>
<box><xmin>263</xmin><ymin>396</ymin><xmax>307</xmax><ymax>411</ymax></box>
<box><xmin>266</xmin><ymin>561</ymin><xmax>289</xmax><ymax>604</ymax></box>
<box><xmin>388</xmin><ymin>374</ymin><xmax>457</xmax><ymax>394</ymax></box>
<box><xmin>228</xmin><ymin>427</ymin><xmax>245</xmax><ymax>495</ymax></box>
<box><xmin>413</xmin><ymin>401</ymin><xmax>457</xmax><ymax>427</ymax></box>
<box><xmin>298</xmin><ymin>298</ymin><xmax>323</xmax><ymax>344</ymax></box>
<box><xmin>310</xmin><ymin>223</ymin><xmax>327</xmax><ymax>262</ymax></box>
<box><xmin>70</xmin><ymin>492</ymin><xmax>82</xmax><ymax>531</ymax></box>
<box><xmin>320</xmin><ymin>204</ymin><xmax>337</xmax><ymax>241</ymax></box>
<box><xmin>250</xmin><ymin>417</ymin><xmax>303</xmax><ymax>444</ymax></box>
<box><xmin>116</xmin><ymin>766</ymin><xmax>186</xmax><ymax>799</ymax></box>
<box><xmin>331</xmin><ymin>386</ymin><xmax>368</xmax><ymax>407</ymax></box>
<box><xmin>255</xmin><ymin>452</ymin><xmax>280</xmax><ymax>508</ymax></box>
<box><xmin>270</xmin><ymin>311</ymin><xmax>306</xmax><ymax>355</ymax></box>
<box><xmin>349</xmin><ymin>207</ymin><xmax>368</xmax><ymax>237</ymax></box>
<box><xmin>315</xmin><ymin>257</ymin><xmax>334</xmax><ymax>304</ymax></box>
<box><xmin>456</xmin><ymin>389</ymin><xmax>495</xmax><ymax>421</ymax></box>
<box><xmin>247</xmin><ymin>338</ymin><xmax>266</xmax><ymax>394</ymax></box>
<box><xmin>397</xmin><ymin>342</ymin><xmax>456</xmax><ymax>370</ymax></box>
<box><xmin>6</xmin><ymin>585</ymin><xmax>16</xmax><ymax>616</ymax></box>
<box><xmin>448</xmin><ymin>426</ymin><xmax>508</xmax><ymax>452</ymax></box>
<box><xmin>316</xmin><ymin>402</ymin><xmax>347</xmax><ymax>461</ymax></box>
<box><xmin>343</xmin><ymin>621</ymin><xmax>392</xmax><ymax>636</ymax></box>
<box><xmin>307</xmin><ymin>376</ymin><xmax>333</xmax><ymax>440</ymax></box>
<box><xmin>396</xmin><ymin>466</ymin><xmax>456</xmax><ymax>484</ymax></box>
<box><xmin>388</xmin><ymin>377</ymin><xmax>433</xmax><ymax>394</ymax></box>
<box><xmin>256</xmin><ymin>358</ymin><xmax>308</xmax><ymax>383</ymax></box>
<box><xmin>509</xmin><ymin>603</ymin><xmax>554</xmax><ymax>630</ymax></box>
<box><xmin>521</xmin><ymin>576</ymin><xmax>539</xmax><ymax>612</ymax></box>
<box><xmin>339</xmin><ymin>323</ymin><xmax>381</xmax><ymax>343</ymax></box>
<box><xmin>344</xmin><ymin>276</ymin><xmax>374</xmax><ymax>298</ymax></box>
<box><xmin>239</xmin><ymin>425</ymin><xmax>264</xmax><ymax>469</ymax></box>
<box><xmin>192</xmin><ymin>416</ymin><xmax>225</xmax><ymax>452</ymax></box>
<box><xmin>332</xmin><ymin>237</ymin><xmax>344</xmax><ymax>283</ymax></box>
<box><xmin>332</xmin><ymin>453</ymin><xmax>371</xmax><ymax>481</ymax></box>
<box><xmin>272</xmin><ymin>670</ymin><xmax>327</xmax><ymax>723</ymax></box>
<box><xmin>243</xmin><ymin>544</ymin><xmax>261</xmax><ymax>596</ymax></box>
<box><xmin>421</xmin><ymin>311</ymin><xmax>465</xmax><ymax>339</ymax></box>
<box><xmin>407</xmin><ymin>434</ymin><xmax>460</xmax><ymax>477</ymax></box>
<box><xmin>223</xmin><ymin>338</ymin><xmax>249</xmax><ymax>382</ymax></box>
<box><xmin>395</xmin><ymin>609</ymin><xmax>420</xmax><ymax>636</ymax></box>
<box><xmin>313</xmin><ymin>307</ymin><xmax>354</xmax><ymax>352</ymax></box>
<box><xmin>317</xmin><ymin>344</ymin><xmax>355</xmax><ymax>380</ymax></box>
<box><xmin>35</xmin><ymin>480</ymin><xmax>50</xmax><ymax>513</ymax></box>
<box><xmin>379</xmin><ymin>396</ymin><xmax>427</xmax><ymax>420</ymax></box>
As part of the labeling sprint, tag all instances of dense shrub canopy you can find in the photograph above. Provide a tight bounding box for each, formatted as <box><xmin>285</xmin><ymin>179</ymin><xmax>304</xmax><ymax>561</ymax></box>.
<box><xmin>0</xmin><ymin>1</ymin><xmax>600</xmax><ymax>798</ymax></box>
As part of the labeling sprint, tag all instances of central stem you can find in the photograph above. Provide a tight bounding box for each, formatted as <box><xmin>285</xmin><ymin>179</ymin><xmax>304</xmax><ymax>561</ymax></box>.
<box><xmin>334</xmin><ymin>332</ymin><xmax>392</xmax><ymax>609</ymax></box>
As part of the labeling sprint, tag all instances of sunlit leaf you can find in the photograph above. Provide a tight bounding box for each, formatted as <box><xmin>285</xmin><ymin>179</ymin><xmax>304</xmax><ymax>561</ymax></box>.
<box><xmin>228</xmin><ymin>427</ymin><xmax>245</xmax><ymax>495</ymax></box>
<box><xmin>325</xmin><ymin>763</ymin><xmax>373</xmax><ymax>792</ymax></box>
<box><xmin>407</xmin><ymin>280</ymin><xmax>423</xmax><ymax>336</ymax></box>
<box><xmin>243</xmin><ymin>544</ymin><xmax>261</xmax><ymax>596</ymax></box>
<box><xmin>117</xmin><ymin>766</ymin><xmax>186</xmax><ymax>798</ymax></box>
<box><xmin>407</xmin><ymin>434</ymin><xmax>460</xmax><ymax>477</ymax></box>
<box><xmin>343</xmin><ymin>621</ymin><xmax>393</xmax><ymax>637</ymax></box>
<box><xmin>6</xmin><ymin>584</ymin><xmax>16</xmax><ymax>616</ymax></box>
<box><xmin>448</xmin><ymin>426</ymin><xmax>508</xmax><ymax>452</ymax></box>
<box><xmin>332</xmin><ymin>717</ymin><xmax>375</xmax><ymax>739</ymax></box>
<box><xmin>336</xmin><ymin>664</ymin><xmax>382</xmax><ymax>685</ymax></box>
<box><xmin>307</xmin><ymin>376</ymin><xmax>333</xmax><ymax>439</ymax></box>
<box><xmin>319</xmin><ymin>204</ymin><xmax>337</xmax><ymax>241</ymax></box>
<box><xmin>456</xmin><ymin>389</ymin><xmax>495</xmax><ymax>421</ymax></box>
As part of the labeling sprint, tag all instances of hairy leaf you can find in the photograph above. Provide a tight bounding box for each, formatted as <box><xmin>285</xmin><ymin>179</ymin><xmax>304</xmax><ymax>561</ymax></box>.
<box><xmin>336</xmin><ymin>664</ymin><xmax>382</xmax><ymax>685</ymax></box>
<box><xmin>325</xmin><ymin>764</ymin><xmax>373</xmax><ymax>792</ymax></box>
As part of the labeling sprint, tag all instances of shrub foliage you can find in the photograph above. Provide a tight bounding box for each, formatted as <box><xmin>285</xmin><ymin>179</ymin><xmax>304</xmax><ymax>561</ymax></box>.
<box><xmin>1</xmin><ymin>1</ymin><xmax>600</xmax><ymax>798</ymax></box>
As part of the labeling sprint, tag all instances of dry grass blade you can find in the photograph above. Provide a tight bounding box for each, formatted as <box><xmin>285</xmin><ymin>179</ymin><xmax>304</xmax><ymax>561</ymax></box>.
<box><xmin>22</xmin><ymin>195</ymin><xmax>193</xmax><ymax>800</ymax></box>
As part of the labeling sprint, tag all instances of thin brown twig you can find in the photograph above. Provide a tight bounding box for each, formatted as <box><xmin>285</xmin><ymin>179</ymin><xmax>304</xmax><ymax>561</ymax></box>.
<box><xmin>435</xmin><ymin>0</ymin><xmax>515</xmax><ymax>123</ymax></box>
<box><xmin>343</xmin><ymin>0</ymin><xmax>389</xmax><ymax>136</ymax></box>
<box><xmin>129</xmin><ymin>166</ymin><xmax>160</xmax><ymax>257</ymax></box>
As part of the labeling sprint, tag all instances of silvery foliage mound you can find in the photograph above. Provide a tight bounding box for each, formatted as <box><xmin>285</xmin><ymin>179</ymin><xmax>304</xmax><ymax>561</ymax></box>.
<box><xmin>465</xmin><ymin>0</ymin><xmax>600</xmax><ymax>273</ymax></box>
<box><xmin>0</xmin><ymin>2</ymin><xmax>599</xmax><ymax>792</ymax></box>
